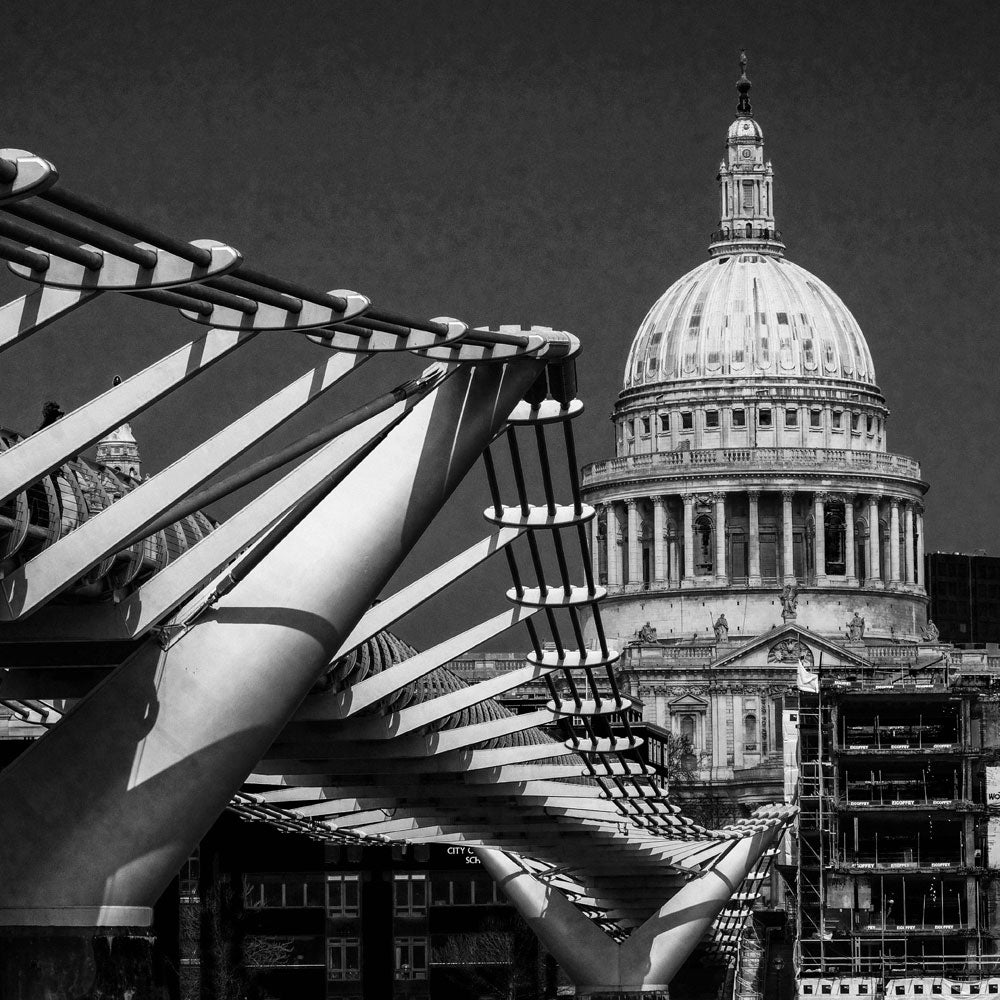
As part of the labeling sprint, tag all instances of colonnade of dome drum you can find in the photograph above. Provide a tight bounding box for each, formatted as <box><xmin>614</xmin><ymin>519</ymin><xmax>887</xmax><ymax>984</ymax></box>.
<box><xmin>586</xmin><ymin>488</ymin><xmax>926</xmax><ymax>593</ymax></box>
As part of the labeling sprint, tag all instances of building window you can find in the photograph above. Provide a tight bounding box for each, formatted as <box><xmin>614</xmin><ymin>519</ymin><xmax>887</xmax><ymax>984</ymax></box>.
<box><xmin>180</xmin><ymin>849</ymin><xmax>200</xmax><ymax>902</ymax></box>
<box><xmin>758</xmin><ymin>407</ymin><xmax>772</xmax><ymax>427</ymax></box>
<box><xmin>243</xmin><ymin>935</ymin><xmax>323</xmax><ymax>969</ymax></box>
<box><xmin>705</xmin><ymin>410</ymin><xmax>719</xmax><ymax>428</ymax></box>
<box><xmin>328</xmin><ymin>937</ymin><xmax>361</xmax><ymax>981</ymax></box>
<box><xmin>831</xmin><ymin>410</ymin><xmax>843</xmax><ymax>430</ymax></box>
<box><xmin>680</xmin><ymin>411</ymin><xmax>693</xmax><ymax>430</ymax></box>
<box><xmin>640</xmin><ymin>416</ymin><xmax>651</xmax><ymax>435</ymax></box>
<box><xmin>659</xmin><ymin>413</ymin><xmax>669</xmax><ymax>433</ymax></box>
<box><xmin>785</xmin><ymin>408</ymin><xmax>798</xmax><ymax>427</ymax></box>
<box><xmin>866</xmin><ymin>414</ymin><xmax>874</xmax><ymax>433</ymax></box>
<box><xmin>851</xmin><ymin>412</ymin><xmax>860</xmax><ymax>432</ymax></box>
<box><xmin>327</xmin><ymin>874</ymin><xmax>360</xmax><ymax>917</ymax></box>
<box><xmin>431</xmin><ymin>873</ymin><xmax>501</xmax><ymax>906</ymax></box>
<box><xmin>824</xmin><ymin>504</ymin><xmax>846</xmax><ymax>575</ymax></box>
<box><xmin>245</xmin><ymin>875</ymin><xmax>324</xmax><ymax>909</ymax></box>
<box><xmin>810</xmin><ymin>409</ymin><xmax>822</xmax><ymax>428</ymax></box>
<box><xmin>694</xmin><ymin>514</ymin><xmax>714</xmax><ymax>576</ymax></box>
<box><xmin>680</xmin><ymin>714</ymin><xmax>696</xmax><ymax>743</ymax></box>
<box><xmin>732</xmin><ymin>408</ymin><xmax>746</xmax><ymax>427</ymax></box>
<box><xmin>395</xmin><ymin>937</ymin><xmax>428</xmax><ymax>980</ymax></box>
<box><xmin>744</xmin><ymin>713</ymin><xmax>758</xmax><ymax>751</ymax></box>
<box><xmin>393</xmin><ymin>874</ymin><xmax>428</xmax><ymax>916</ymax></box>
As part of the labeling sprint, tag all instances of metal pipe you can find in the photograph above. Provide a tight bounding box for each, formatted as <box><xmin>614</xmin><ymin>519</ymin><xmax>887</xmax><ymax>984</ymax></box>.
<box><xmin>5</xmin><ymin>201</ymin><xmax>158</xmax><ymax>268</ymax></box>
<box><xmin>0</xmin><ymin>237</ymin><xmax>48</xmax><ymax>271</ymax></box>
<box><xmin>130</xmin><ymin>288</ymin><xmax>213</xmax><ymax>316</ymax></box>
<box><xmin>231</xmin><ymin>265</ymin><xmax>347</xmax><ymax>313</ymax></box>
<box><xmin>177</xmin><ymin>283</ymin><xmax>258</xmax><ymax>314</ymax></box>
<box><xmin>207</xmin><ymin>274</ymin><xmax>302</xmax><ymax>313</ymax></box>
<box><xmin>41</xmin><ymin>186</ymin><xmax>213</xmax><ymax>267</ymax></box>
<box><xmin>0</xmin><ymin>216</ymin><xmax>103</xmax><ymax>270</ymax></box>
<box><xmin>365</xmin><ymin>307</ymin><xmax>449</xmax><ymax>337</ymax></box>
<box><xmin>462</xmin><ymin>329</ymin><xmax>532</xmax><ymax>348</ymax></box>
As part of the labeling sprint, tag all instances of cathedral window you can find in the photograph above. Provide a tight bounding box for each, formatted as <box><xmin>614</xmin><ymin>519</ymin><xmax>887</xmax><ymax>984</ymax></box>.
<box><xmin>705</xmin><ymin>410</ymin><xmax>719</xmax><ymax>428</ymax></box>
<box><xmin>732</xmin><ymin>408</ymin><xmax>746</xmax><ymax>427</ymax></box>
<box><xmin>659</xmin><ymin>413</ymin><xmax>669</xmax><ymax>433</ymax></box>
<box><xmin>851</xmin><ymin>412</ymin><xmax>860</xmax><ymax>432</ymax></box>
<box><xmin>680</xmin><ymin>714</ymin><xmax>696</xmax><ymax>745</ymax></box>
<box><xmin>831</xmin><ymin>410</ymin><xmax>843</xmax><ymax>430</ymax></box>
<box><xmin>758</xmin><ymin>408</ymin><xmax>772</xmax><ymax>427</ymax></box>
<box><xmin>694</xmin><ymin>514</ymin><xmax>714</xmax><ymax>576</ymax></box>
<box><xmin>681</xmin><ymin>412</ymin><xmax>693</xmax><ymax>430</ymax></box>
<box><xmin>777</xmin><ymin>312</ymin><xmax>789</xmax><ymax>325</ymax></box>
<box><xmin>824</xmin><ymin>504</ymin><xmax>847</xmax><ymax>575</ymax></box>
<box><xmin>640</xmin><ymin>416</ymin><xmax>651</xmax><ymax>435</ymax></box>
<box><xmin>810</xmin><ymin>409</ymin><xmax>822</xmax><ymax>428</ymax></box>
<box><xmin>744</xmin><ymin>714</ymin><xmax>758</xmax><ymax>751</ymax></box>
<box><xmin>785</xmin><ymin>408</ymin><xmax>798</xmax><ymax>427</ymax></box>
<box><xmin>866</xmin><ymin>414</ymin><xmax>874</xmax><ymax>434</ymax></box>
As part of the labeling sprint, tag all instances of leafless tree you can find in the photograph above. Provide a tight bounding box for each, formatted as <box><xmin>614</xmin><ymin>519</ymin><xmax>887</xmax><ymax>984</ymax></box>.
<box><xmin>433</xmin><ymin>916</ymin><xmax>541</xmax><ymax>1000</ymax></box>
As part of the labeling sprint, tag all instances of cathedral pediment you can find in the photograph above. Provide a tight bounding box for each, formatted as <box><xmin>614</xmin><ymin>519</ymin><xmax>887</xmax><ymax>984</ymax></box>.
<box><xmin>711</xmin><ymin>623</ymin><xmax>870</xmax><ymax>672</ymax></box>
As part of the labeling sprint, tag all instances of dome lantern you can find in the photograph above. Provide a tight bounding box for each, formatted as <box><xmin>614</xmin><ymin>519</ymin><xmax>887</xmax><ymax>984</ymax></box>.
<box><xmin>712</xmin><ymin>51</ymin><xmax>783</xmax><ymax>257</ymax></box>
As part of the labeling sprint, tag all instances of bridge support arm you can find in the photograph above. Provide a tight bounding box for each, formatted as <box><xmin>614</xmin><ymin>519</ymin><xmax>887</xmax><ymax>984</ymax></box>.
<box><xmin>0</xmin><ymin>358</ymin><xmax>543</xmax><ymax>931</ymax></box>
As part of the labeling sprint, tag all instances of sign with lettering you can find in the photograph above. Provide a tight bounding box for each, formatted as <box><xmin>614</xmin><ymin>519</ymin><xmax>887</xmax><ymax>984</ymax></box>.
<box><xmin>987</xmin><ymin>766</ymin><xmax>1000</xmax><ymax>806</ymax></box>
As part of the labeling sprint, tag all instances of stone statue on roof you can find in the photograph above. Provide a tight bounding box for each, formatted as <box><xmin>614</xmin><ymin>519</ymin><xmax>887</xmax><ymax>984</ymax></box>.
<box><xmin>780</xmin><ymin>581</ymin><xmax>798</xmax><ymax>621</ymax></box>
<box><xmin>846</xmin><ymin>612</ymin><xmax>866</xmax><ymax>642</ymax></box>
<box><xmin>713</xmin><ymin>613</ymin><xmax>729</xmax><ymax>643</ymax></box>
<box><xmin>635</xmin><ymin>621</ymin><xmax>657</xmax><ymax>644</ymax></box>
<box><xmin>920</xmin><ymin>619</ymin><xmax>940</xmax><ymax>642</ymax></box>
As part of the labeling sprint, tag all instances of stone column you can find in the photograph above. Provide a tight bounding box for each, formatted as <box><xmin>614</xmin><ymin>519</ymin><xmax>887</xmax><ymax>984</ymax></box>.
<box><xmin>782</xmin><ymin>490</ymin><xmax>795</xmax><ymax>583</ymax></box>
<box><xmin>813</xmin><ymin>492</ymin><xmax>827</xmax><ymax>584</ymax></box>
<box><xmin>867</xmin><ymin>495</ymin><xmax>882</xmax><ymax>588</ymax></box>
<box><xmin>591</xmin><ymin>504</ymin><xmax>602</xmax><ymax>585</ymax></box>
<box><xmin>747</xmin><ymin>490</ymin><xmax>762</xmax><ymax>586</ymax></box>
<box><xmin>682</xmin><ymin>495</ymin><xmax>695</xmax><ymax>587</ymax></box>
<box><xmin>713</xmin><ymin>492</ymin><xmax>727</xmax><ymax>584</ymax></box>
<box><xmin>626</xmin><ymin>499</ymin><xmax>642</xmax><ymax>588</ymax></box>
<box><xmin>605</xmin><ymin>502</ymin><xmax>620</xmax><ymax>589</ymax></box>
<box><xmin>844</xmin><ymin>494</ymin><xmax>857</xmax><ymax>583</ymax></box>
<box><xmin>889</xmin><ymin>498</ymin><xmax>902</xmax><ymax>584</ymax></box>
<box><xmin>916</xmin><ymin>503</ymin><xmax>926</xmax><ymax>590</ymax></box>
<box><xmin>904</xmin><ymin>501</ymin><xmax>915</xmax><ymax>585</ymax></box>
<box><xmin>652</xmin><ymin>496</ymin><xmax>666</xmax><ymax>586</ymax></box>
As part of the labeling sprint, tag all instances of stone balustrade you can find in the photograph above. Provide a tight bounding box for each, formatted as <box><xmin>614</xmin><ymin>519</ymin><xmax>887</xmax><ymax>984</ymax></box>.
<box><xmin>582</xmin><ymin>446</ymin><xmax>922</xmax><ymax>488</ymax></box>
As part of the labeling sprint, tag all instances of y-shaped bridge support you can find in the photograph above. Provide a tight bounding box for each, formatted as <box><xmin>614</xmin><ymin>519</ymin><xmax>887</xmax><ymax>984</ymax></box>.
<box><xmin>475</xmin><ymin>826</ymin><xmax>780</xmax><ymax>997</ymax></box>
<box><xmin>0</xmin><ymin>358</ymin><xmax>544</xmax><ymax>933</ymax></box>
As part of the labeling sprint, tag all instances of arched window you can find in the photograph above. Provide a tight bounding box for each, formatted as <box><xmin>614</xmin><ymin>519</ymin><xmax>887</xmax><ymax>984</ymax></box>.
<box><xmin>744</xmin><ymin>713</ymin><xmax>758</xmax><ymax>751</ymax></box>
<box><xmin>824</xmin><ymin>503</ymin><xmax>846</xmax><ymax>575</ymax></box>
<box><xmin>745</xmin><ymin>222</ymin><xmax>753</xmax><ymax>238</ymax></box>
<box><xmin>680</xmin><ymin>715</ymin><xmax>696</xmax><ymax>744</ymax></box>
<box><xmin>694</xmin><ymin>514</ymin><xmax>714</xmax><ymax>576</ymax></box>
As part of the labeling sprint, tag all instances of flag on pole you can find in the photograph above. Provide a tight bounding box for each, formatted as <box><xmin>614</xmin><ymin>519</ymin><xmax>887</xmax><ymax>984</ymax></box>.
<box><xmin>797</xmin><ymin>655</ymin><xmax>819</xmax><ymax>693</ymax></box>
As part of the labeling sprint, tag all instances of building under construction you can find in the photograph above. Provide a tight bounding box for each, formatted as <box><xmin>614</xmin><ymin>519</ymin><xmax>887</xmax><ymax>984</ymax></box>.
<box><xmin>796</xmin><ymin>649</ymin><xmax>1000</xmax><ymax>999</ymax></box>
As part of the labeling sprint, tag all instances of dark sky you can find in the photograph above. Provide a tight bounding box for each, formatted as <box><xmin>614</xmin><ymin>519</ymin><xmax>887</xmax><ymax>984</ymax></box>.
<box><xmin>1</xmin><ymin>1</ymin><xmax>997</xmax><ymax>649</ymax></box>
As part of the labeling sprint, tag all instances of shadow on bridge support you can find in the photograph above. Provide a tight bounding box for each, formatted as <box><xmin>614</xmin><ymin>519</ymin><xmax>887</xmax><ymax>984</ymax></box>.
<box><xmin>0</xmin><ymin>357</ymin><xmax>546</xmax><ymax>997</ymax></box>
<box><xmin>475</xmin><ymin>826</ymin><xmax>780</xmax><ymax>999</ymax></box>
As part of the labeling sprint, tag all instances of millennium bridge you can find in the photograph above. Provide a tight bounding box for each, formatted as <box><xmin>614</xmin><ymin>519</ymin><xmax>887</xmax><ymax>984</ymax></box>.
<box><xmin>0</xmin><ymin>145</ymin><xmax>793</xmax><ymax>997</ymax></box>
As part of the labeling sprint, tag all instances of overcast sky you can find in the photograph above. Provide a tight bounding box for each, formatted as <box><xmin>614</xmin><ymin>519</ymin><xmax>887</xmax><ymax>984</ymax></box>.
<box><xmin>1</xmin><ymin>1</ymin><xmax>996</xmax><ymax>648</ymax></box>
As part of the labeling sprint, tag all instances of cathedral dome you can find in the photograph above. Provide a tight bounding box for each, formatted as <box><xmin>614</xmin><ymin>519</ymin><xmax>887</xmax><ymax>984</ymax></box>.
<box><xmin>622</xmin><ymin>253</ymin><xmax>877</xmax><ymax>390</ymax></box>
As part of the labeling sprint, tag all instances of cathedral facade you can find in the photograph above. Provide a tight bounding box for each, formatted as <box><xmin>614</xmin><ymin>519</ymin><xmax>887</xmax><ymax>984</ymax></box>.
<box><xmin>579</xmin><ymin>56</ymin><xmax>934</xmax><ymax>796</ymax></box>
